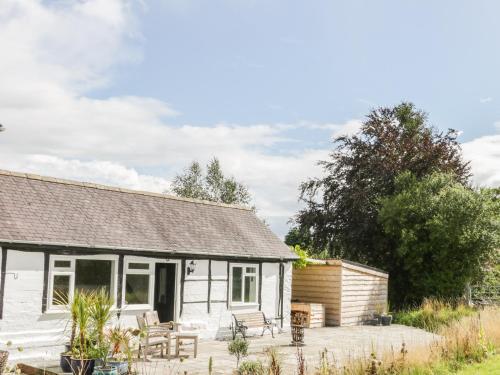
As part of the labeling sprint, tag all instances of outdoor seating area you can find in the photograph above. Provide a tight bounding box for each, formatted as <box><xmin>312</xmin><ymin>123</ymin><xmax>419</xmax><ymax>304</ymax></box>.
<box><xmin>137</xmin><ymin>311</ymin><xmax>198</xmax><ymax>361</ymax></box>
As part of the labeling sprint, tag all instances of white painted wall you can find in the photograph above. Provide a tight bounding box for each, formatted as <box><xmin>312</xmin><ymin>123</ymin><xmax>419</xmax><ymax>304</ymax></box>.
<box><xmin>0</xmin><ymin>248</ymin><xmax>292</xmax><ymax>362</ymax></box>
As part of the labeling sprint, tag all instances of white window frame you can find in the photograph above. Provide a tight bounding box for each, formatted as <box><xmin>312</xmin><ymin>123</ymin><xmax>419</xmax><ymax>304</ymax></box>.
<box><xmin>229</xmin><ymin>263</ymin><xmax>259</xmax><ymax>307</ymax></box>
<box><xmin>122</xmin><ymin>257</ymin><xmax>155</xmax><ymax>310</ymax></box>
<box><xmin>47</xmin><ymin>254</ymin><xmax>118</xmax><ymax>312</ymax></box>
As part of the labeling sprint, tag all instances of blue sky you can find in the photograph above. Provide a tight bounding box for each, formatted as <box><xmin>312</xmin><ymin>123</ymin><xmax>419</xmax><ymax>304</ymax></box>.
<box><xmin>0</xmin><ymin>0</ymin><xmax>499</xmax><ymax>238</ymax></box>
<box><xmin>98</xmin><ymin>0</ymin><xmax>500</xmax><ymax>139</ymax></box>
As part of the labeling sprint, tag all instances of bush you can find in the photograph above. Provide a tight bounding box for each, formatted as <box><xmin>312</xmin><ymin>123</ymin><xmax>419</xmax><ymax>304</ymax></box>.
<box><xmin>228</xmin><ymin>338</ymin><xmax>249</xmax><ymax>367</ymax></box>
<box><xmin>393</xmin><ymin>299</ymin><xmax>476</xmax><ymax>332</ymax></box>
<box><xmin>239</xmin><ymin>360</ymin><xmax>264</xmax><ymax>375</ymax></box>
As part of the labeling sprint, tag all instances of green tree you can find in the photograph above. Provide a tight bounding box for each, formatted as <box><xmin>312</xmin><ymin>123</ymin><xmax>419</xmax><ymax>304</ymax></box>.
<box><xmin>379</xmin><ymin>172</ymin><xmax>498</xmax><ymax>306</ymax></box>
<box><xmin>294</xmin><ymin>103</ymin><xmax>470</xmax><ymax>262</ymax></box>
<box><xmin>171</xmin><ymin>158</ymin><xmax>251</xmax><ymax>205</ymax></box>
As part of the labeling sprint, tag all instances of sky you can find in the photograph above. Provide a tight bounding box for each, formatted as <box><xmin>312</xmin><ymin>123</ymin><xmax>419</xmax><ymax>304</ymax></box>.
<box><xmin>0</xmin><ymin>0</ymin><xmax>499</xmax><ymax>238</ymax></box>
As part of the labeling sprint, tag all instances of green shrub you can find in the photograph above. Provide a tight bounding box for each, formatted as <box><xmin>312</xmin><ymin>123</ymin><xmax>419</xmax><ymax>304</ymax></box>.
<box><xmin>228</xmin><ymin>338</ymin><xmax>249</xmax><ymax>367</ymax></box>
<box><xmin>239</xmin><ymin>360</ymin><xmax>264</xmax><ymax>375</ymax></box>
<box><xmin>393</xmin><ymin>299</ymin><xmax>476</xmax><ymax>332</ymax></box>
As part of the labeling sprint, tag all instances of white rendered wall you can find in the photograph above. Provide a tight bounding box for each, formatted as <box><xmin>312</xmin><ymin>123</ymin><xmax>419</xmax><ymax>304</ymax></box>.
<box><xmin>0</xmin><ymin>248</ymin><xmax>292</xmax><ymax>361</ymax></box>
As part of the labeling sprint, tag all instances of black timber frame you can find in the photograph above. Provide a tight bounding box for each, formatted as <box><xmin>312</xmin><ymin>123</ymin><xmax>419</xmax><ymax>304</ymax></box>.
<box><xmin>0</xmin><ymin>243</ymin><xmax>293</xmax><ymax>320</ymax></box>
<box><xmin>0</xmin><ymin>248</ymin><xmax>7</xmax><ymax>319</ymax></box>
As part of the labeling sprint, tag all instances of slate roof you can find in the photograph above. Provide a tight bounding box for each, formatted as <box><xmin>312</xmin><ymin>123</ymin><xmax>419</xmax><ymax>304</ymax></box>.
<box><xmin>0</xmin><ymin>170</ymin><xmax>296</xmax><ymax>260</ymax></box>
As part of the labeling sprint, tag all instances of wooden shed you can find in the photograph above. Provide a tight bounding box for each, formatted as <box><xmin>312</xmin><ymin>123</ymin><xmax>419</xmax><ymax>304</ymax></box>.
<box><xmin>292</xmin><ymin>259</ymin><xmax>388</xmax><ymax>326</ymax></box>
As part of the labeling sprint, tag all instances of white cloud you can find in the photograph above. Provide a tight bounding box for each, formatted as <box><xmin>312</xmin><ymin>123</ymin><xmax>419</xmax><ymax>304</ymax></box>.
<box><xmin>2</xmin><ymin>1</ymin><xmax>496</xmax><ymax>241</ymax></box>
<box><xmin>0</xmin><ymin>0</ymin><xmax>331</xmax><ymax>238</ymax></box>
<box><xmin>479</xmin><ymin>97</ymin><xmax>493</xmax><ymax>103</ymax></box>
<box><xmin>463</xmin><ymin>125</ymin><xmax>500</xmax><ymax>188</ymax></box>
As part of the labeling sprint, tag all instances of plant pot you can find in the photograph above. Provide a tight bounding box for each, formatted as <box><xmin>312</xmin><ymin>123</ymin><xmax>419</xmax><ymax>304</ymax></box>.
<box><xmin>92</xmin><ymin>365</ymin><xmax>118</xmax><ymax>375</ymax></box>
<box><xmin>70</xmin><ymin>358</ymin><xmax>96</xmax><ymax>375</ymax></box>
<box><xmin>60</xmin><ymin>353</ymin><xmax>72</xmax><ymax>373</ymax></box>
<box><xmin>107</xmin><ymin>360</ymin><xmax>129</xmax><ymax>375</ymax></box>
<box><xmin>381</xmin><ymin>315</ymin><xmax>393</xmax><ymax>326</ymax></box>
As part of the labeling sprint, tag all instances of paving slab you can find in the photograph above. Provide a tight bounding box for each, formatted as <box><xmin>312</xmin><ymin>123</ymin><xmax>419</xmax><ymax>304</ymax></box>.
<box><xmin>134</xmin><ymin>325</ymin><xmax>438</xmax><ymax>374</ymax></box>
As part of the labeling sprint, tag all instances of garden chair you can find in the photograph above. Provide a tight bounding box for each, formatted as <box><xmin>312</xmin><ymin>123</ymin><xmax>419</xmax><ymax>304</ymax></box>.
<box><xmin>136</xmin><ymin>315</ymin><xmax>171</xmax><ymax>361</ymax></box>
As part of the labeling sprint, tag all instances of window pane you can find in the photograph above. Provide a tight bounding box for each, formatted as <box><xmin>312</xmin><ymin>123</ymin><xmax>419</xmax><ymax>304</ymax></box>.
<box><xmin>246</xmin><ymin>267</ymin><xmax>256</xmax><ymax>274</ymax></box>
<box><xmin>232</xmin><ymin>267</ymin><xmax>242</xmax><ymax>302</ymax></box>
<box><xmin>75</xmin><ymin>259</ymin><xmax>112</xmax><ymax>294</ymax></box>
<box><xmin>128</xmin><ymin>263</ymin><xmax>149</xmax><ymax>270</ymax></box>
<box><xmin>244</xmin><ymin>275</ymin><xmax>256</xmax><ymax>303</ymax></box>
<box><xmin>54</xmin><ymin>260</ymin><xmax>71</xmax><ymax>268</ymax></box>
<box><xmin>125</xmin><ymin>274</ymin><xmax>149</xmax><ymax>304</ymax></box>
<box><xmin>53</xmin><ymin>275</ymin><xmax>70</xmax><ymax>305</ymax></box>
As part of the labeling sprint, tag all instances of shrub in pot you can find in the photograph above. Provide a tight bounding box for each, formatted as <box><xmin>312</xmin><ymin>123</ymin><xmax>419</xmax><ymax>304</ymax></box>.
<box><xmin>106</xmin><ymin>326</ymin><xmax>134</xmax><ymax>375</ymax></box>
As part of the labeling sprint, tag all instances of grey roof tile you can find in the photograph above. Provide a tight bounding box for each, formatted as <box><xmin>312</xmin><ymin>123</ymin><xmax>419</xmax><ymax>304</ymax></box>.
<box><xmin>0</xmin><ymin>170</ymin><xmax>296</xmax><ymax>260</ymax></box>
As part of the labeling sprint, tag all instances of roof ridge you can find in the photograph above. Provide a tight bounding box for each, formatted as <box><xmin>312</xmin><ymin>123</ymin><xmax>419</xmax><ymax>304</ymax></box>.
<box><xmin>0</xmin><ymin>168</ymin><xmax>252</xmax><ymax>211</ymax></box>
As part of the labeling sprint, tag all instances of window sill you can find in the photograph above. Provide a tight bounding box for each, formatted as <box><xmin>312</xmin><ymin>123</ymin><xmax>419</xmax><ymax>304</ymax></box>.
<box><xmin>230</xmin><ymin>303</ymin><xmax>259</xmax><ymax>310</ymax></box>
<box><xmin>119</xmin><ymin>304</ymin><xmax>153</xmax><ymax>312</ymax></box>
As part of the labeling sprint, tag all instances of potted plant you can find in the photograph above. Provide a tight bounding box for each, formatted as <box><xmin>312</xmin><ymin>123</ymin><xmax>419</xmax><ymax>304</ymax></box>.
<box><xmin>92</xmin><ymin>340</ymin><xmax>118</xmax><ymax>375</ymax></box>
<box><xmin>106</xmin><ymin>326</ymin><xmax>133</xmax><ymax>375</ymax></box>
<box><xmin>69</xmin><ymin>290</ymin><xmax>95</xmax><ymax>375</ymax></box>
<box><xmin>55</xmin><ymin>289</ymin><xmax>78</xmax><ymax>373</ymax></box>
<box><xmin>380</xmin><ymin>302</ymin><xmax>393</xmax><ymax>326</ymax></box>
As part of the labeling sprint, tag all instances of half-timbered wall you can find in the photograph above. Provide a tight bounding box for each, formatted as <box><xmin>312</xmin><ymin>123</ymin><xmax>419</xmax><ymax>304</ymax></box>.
<box><xmin>0</xmin><ymin>247</ymin><xmax>292</xmax><ymax>362</ymax></box>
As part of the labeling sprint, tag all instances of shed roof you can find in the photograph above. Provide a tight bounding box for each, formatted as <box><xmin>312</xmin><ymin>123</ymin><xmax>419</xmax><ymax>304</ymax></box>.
<box><xmin>0</xmin><ymin>170</ymin><xmax>296</xmax><ymax>260</ymax></box>
<box><xmin>307</xmin><ymin>258</ymin><xmax>388</xmax><ymax>278</ymax></box>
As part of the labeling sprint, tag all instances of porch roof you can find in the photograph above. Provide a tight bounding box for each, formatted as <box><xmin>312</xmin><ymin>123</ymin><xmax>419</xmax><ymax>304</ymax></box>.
<box><xmin>0</xmin><ymin>170</ymin><xmax>296</xmax><ymax>261</ymax></box>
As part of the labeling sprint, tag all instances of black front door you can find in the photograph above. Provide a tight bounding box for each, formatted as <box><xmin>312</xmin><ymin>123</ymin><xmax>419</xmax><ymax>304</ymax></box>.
<box><xmin>154</xmin><ymin>263</ymin><xmax>176</xmax><ymax>322</ymax></box>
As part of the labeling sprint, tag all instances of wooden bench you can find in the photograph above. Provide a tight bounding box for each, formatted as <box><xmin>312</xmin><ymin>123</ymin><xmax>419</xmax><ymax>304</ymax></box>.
<box><xmin>231</xmin><ymin>311</ymin><xmax>274</xmax><ymax>340</ymax></box>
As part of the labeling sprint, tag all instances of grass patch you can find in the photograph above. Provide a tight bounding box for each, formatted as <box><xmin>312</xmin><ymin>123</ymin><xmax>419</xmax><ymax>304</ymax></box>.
<box><xmin>393</xmin><ymin>298</ymin><xmax>476</xmax><ymax>332</ymax></box>
<box><xmin>455</xmin><ymin>354</ymin><xmax>500</xmax><ymax>374</ymax></box>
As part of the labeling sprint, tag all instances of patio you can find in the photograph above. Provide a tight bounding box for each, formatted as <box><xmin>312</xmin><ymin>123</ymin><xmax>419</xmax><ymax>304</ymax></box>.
<box><xmin>129</xmin><ymin>324</ymin><xmax>437</xmax><ymax>374</ymax></box>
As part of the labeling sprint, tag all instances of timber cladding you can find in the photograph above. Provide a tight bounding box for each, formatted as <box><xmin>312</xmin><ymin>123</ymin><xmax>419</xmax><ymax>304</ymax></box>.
<box><xmin>291</xmin><ymin>260</ymin><xmax>388</xmax><ymax>326</ymax></box>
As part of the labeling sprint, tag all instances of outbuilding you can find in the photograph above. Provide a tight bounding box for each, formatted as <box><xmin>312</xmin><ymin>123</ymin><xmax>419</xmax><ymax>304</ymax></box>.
<box><xmin>0</xmin><ymin>170</ymin><xmax>296</xmax><ymax>361</ymax></box>
<box><xmin>292</xmin><ymin>259</ymin><xmax>388</xmax><ymax>326</ymax></box>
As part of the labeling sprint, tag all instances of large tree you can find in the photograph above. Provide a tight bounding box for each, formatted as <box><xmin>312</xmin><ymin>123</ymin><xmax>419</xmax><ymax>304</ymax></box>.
<box><xmin>291</xmin><ymin>103</ymin><xmax>473</xmax><ymax>305</ymax></box>
<box><xmin>379</xmin><ymin>172</ymin><xmax>498</xmax><ymax>306</ymax></box>
<box><xmin>171</xmin><ymin>158</ymin><xmax>251</xmax><ymax>205</ymax></box>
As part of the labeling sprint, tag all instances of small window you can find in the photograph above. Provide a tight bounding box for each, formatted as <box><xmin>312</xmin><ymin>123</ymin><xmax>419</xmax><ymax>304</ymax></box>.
<box><xmin>52</xmin><ymin>275</ymin><xmax>70</xmax><ymax>305</ymax></box>
<box><xmin>128</xmin><ymin>263</ymin><xmax>149</xmax><ymax>270</ymax></box>
<box><xmin>125</xmin><ymin>274</ymin><xmax>150</xmax><ymax>304</ymax></box>
<box><xmin>232</xmin><ymin>267</ymin><xmax>243</xmax><ymax>302</ymax></box>
<box><xmin>75</xmin><ymin>259</ymin><xmax>112</xmax><ymax>294</ymax></box>
<box><xmin>124</xmin><ymin>260</ymin><xmax>153</xmax><ymax>306</ymax></box>
<box><xmin>54</xmin><ymin>260</ymin><xmax>71</xmax><ymax>268</ymax></box>
<box><xmin>230</xmin><ymin>264</ymin><xmax>258</xmax><ymax>304</ymax></box>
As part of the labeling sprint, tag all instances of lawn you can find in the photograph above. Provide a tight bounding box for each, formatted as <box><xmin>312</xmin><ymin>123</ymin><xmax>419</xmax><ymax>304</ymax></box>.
<box><xmin>455</xmin><ymin>355</ymin><xmax>500</xmax><ymax>375</ymax></box>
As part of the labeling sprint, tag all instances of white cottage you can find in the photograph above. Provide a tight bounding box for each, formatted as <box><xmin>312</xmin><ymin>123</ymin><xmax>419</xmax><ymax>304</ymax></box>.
<box><xmin>0</xmin><ymin>170</ymin><xmax>296</xmax><ymax>361</ymax></box>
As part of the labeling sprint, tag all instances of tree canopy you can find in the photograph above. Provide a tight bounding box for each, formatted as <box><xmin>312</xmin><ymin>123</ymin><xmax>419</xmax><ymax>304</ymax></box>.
<box><xmin>170</xmin><ymin>158</ymin><xmax>252</xmax><ymax>206</ymax></box>
<box><xmin>288</xmin><ymin>102</ymin><xmax>491</xmax><ymax>306</ymax></box>
<box><xmin>379</xmin><ymin>172</ymin><xmax>498</xmax><ymax>306</ymax></box>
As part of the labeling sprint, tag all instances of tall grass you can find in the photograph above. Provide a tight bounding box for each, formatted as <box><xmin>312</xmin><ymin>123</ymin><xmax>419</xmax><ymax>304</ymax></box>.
<box><xmin>312</xmin><ymin>307</ymin><xmax>498</xmax><ymax>374</ymax></box>
<box><xmin>393</xmin><ymin>298</ymin><xmax>476</xmax><ymax>332</ymax></box>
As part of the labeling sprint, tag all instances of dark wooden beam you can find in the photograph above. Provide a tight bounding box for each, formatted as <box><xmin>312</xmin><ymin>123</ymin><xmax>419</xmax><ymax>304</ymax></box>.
<box><xmin>179</xmin><ymin>259</ymin><xmax>186</xmax><ymax>317</ymax></box>
<box><xmin>279</xmin><ymin>262</ymin><xmax>284</xmax><ymax>328</ymax></box>
<box><xmin>41</xmin><ymin>252</ymin><xmax>50</xmax><ymax>313</ymax></box>
<box><xmin>0</xmin><ymin>243</ymin><xmax>294</xmax><ymax>263</ymax></box>
<box><xmin>116</xmin><ymin>254</ymin><xmax>124</xmax><ymax>308</ymax></box>
<box><xmin>226</xmin><ymin>261</ymin><xmax>230</xmax><ymax>309</ymax></box>
<box><xmin>207</xmin><ymin>259</ymin><xmax>212</xmax><ymax>314</ymax></box>
<box><xmin>0</xmin><ymin>248</ymin><xmax>7</xmax><ymax>319</ymax></box>
<box><xmin>258</xmin><ymin>262</ymin><xmax>262</xmax><ymax>311</ymax></box>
